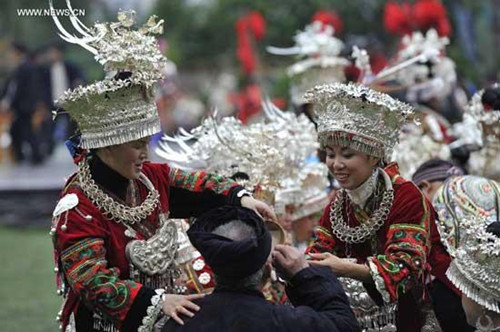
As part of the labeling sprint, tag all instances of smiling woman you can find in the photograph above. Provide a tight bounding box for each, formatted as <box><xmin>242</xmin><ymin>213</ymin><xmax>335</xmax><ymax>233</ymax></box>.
<box><xmin>304</xmin><ymin>83</ymin><xmax>457</xmax><ymax>332</ymax></box>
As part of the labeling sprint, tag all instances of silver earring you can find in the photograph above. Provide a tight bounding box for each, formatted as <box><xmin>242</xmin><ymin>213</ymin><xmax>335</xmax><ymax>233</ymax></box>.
<box><xmin>270</xmin><ymin>268</ymin><xmax>277</xmax><ymax>282</ymax></box>
<box><xmin>476</xmin><ymin>310</ymin><xmax>494</xmax><ymax>332</ymax></box>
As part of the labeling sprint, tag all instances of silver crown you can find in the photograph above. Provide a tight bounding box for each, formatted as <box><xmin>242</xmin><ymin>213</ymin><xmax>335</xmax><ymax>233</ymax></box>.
<box><xmin>304</xmin><ymin>82</ymin><xmax>414</xmax><ymax>159</ymax></box>
<box><xmin>51</xmin><ymin>1</ymin><xmax>167</xmax><ymax>148</ymax></box>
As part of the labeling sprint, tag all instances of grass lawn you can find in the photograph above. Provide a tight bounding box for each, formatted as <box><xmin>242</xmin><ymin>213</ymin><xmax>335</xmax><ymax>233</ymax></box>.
<box><xmin>0</xmin><ymin>226</ymin><xmax>61</xmax><ymax>332</ymax></box>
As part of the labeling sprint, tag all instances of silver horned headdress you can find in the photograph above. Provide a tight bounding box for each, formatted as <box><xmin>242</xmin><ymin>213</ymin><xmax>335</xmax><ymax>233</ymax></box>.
<box><xmin>50</xmin><ymin>1</ymin><xmax>167</xmax><ymax>149</ymax></box>
<box><xmin>155</xmin><ymin>101</ymin><xmax>328</xmax><ymax>217</ymax></box>
<box><xmin>304</xmin><ymin>82</ymin><xmax>414</xmax><ymax>159</ymax></box>
<box><xmin>267</xmin><ymin>21</ymin><xmax>349</xmax><ymax>106</ymax></box>
<box><xmin>446</xmin><ymin>217</ymin><xmax>500</xmax><ymax>313</ymax></box>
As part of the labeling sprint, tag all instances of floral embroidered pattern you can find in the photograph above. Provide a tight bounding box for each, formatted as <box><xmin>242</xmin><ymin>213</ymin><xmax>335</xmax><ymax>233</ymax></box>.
<box><xmin>169</xmin><ymin>168</ymin><xmax>238</xmax><ymax>195</ymax></box>
<box><xmin>306</xmin><ymin>226</ymin><xmax>338</xmax><ymax>255</ymax></box>
<box><xmin>61</xmin><ymin>238</ymin><xmax>140</xmax><ymax>323</ymax></box>
<box><xmin>370</xmin><ymin>223</ymin><xmax>428</xmax><ymax>302</ymax></box>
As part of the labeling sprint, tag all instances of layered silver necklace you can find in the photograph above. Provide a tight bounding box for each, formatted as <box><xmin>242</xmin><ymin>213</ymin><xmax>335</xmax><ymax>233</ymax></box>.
<box><xmin>329</xmin><ymin>168</ymin><xmax>394</xmax><ymax>244</ymax></box>
<box><xmin>78</xmin><ymin>158</ymin><xmax>160</xmax><ymax>224</ymax></box>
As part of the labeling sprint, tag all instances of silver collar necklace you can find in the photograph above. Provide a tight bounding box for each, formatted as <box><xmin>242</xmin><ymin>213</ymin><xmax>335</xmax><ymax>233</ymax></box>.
<box><xmin>329</xmin><ymin>168</ymin><xmax>394</xmax><ymax>244</ymax></box>
<box><xmin>78</xmin><ymin>158</ymin><xmax>160</xmax><ymax>224</ymax></box>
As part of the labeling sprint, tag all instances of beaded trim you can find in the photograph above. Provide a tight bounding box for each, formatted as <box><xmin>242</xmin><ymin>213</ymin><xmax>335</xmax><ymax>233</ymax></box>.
<box><xmin>329</xmin><ymin>169</ymin><xmax>394</xmax><ymax>244</ymax></box>
<box><xmin>137</xmin><ymin>289</ymin><xmax>166</xmax><ymax>332</ymax></box>
<box><xmin>78</xmin><ymin>158</ymin><xmax>160</xmax><ymax>224</ymax></box>
<box><xmin>368</xmin><ymin>257</ymin><xmax>392</xmax><ymax>304</ymax></box>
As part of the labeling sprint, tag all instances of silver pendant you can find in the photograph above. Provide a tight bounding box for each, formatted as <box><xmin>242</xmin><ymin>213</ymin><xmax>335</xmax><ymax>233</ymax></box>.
<box><xmin>124</xmin><ymin>228</ymin><xmax>137</xmax><ymax>238</ymax></box>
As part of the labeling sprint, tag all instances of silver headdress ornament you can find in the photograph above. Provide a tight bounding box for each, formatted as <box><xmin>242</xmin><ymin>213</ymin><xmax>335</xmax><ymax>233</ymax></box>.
<box><xmin>452</xmin><ymin>87</ymin><xmax>500</xmax><ymax>180</ymax></box>
<box><xmin>392</xmin><ymin>106</ymin><xmax>451</xmax><ymax>179</ymax></box>
<box><xmin>50</xmin><ymin>0</ymin><xmax>167</xmax><ymax>149</ymax></box>
<box><xmin>267</xmin><ymin>21</ymin><xmax>349</xmax><ymax>105</ymax></box>
<box><xmin>155</xmin><ymin>101</ymin><xmax>329</xmax><ymax>217</ymax></box>
<box><xmin>462</xmin><ymin>88</ymin><xmax>500</xmax><ymax>143</ymax></box>
<box><xmin>304</xmin><ymin>82</ymin><xmax>414</xmax><ymax>160</ymax></box>
<box><xmin>387</xmin><ymin>29</ymin><xmax>456</xmax><ymax>102</ymax></box>
<box><xmin>446</xmin><ymin>217</ymin><xmax>500</xmax><ymax>313</ymax></box>
<box><xmin>433</xmin><ymin>175</ymin><xmax>500</xmax><ymax>256</ymax></box>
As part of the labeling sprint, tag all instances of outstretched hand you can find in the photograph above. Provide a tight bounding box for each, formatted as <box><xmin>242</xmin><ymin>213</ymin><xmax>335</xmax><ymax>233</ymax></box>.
<box><xmin>162</xmin><ymin>293</ymin><xmax>205</xmax><ymax>325</ymax></box>
<box><xmin>241</xmin><ymin>196</ymin><xmax>277</xmax><ymax>222</ymax></box>
<box><xmin>308</xmin><ymin>252</ymin><xmax>371</xmax><ymax>281</ymax></box>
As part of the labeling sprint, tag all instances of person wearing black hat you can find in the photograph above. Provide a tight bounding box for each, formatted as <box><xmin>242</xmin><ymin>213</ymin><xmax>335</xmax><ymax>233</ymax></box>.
<box><xmin>412</xmin><ymin>158</ymin><xmax>465</xmax><ymax>202</ymax></box>
<box><xmin>163</xmin><ymin>206</ymin><xmax>360</xmax><ymax>332</ymax></box>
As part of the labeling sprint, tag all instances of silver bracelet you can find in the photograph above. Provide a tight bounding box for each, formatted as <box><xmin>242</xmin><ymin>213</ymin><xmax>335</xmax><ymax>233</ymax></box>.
<box><xmin>237</xmin><ymin>189</ymin><xmax>253</xmax><ymax>198</ymax></box>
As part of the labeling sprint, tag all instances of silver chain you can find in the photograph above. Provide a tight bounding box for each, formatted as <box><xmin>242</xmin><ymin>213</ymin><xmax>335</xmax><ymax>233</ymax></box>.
<box><xmin>329</xmin><ymin>169</ymin><xmax>394</xmax><ymax>244</ymax></box>
<box><xmin>78</xmin><ymin>158</ymin><xmax>160</xmax><ymax>224</ymax></box>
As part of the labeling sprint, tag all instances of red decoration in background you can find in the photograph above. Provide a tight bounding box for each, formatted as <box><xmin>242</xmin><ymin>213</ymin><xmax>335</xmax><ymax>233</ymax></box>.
<box><xmin>383</xmin><ymin>0</ymin><xmax>451</xmax><ymax>37</ymax></box>
<box><xmin>236</xmin><ymin>11</ymin><xmax>266</xmax><ymax>75</ymax></box>
<box><xmin>384</xmin><ymin>1</ymin><xmax>413</xmax><ymax>36</ymax></box>
<box><xmin>312</xmin><ymin>10</ymin><xmax>343</xmax><ymax>34</ymax></box>
<box><xmin>229</xmin><ymin>83</ymin><xmax>261</xmax><ymax>124</ymax></box>
<box><xmin>414</xmin><ymin>0</ymin><xmax>451</xmax><ymax>37</ymax></box>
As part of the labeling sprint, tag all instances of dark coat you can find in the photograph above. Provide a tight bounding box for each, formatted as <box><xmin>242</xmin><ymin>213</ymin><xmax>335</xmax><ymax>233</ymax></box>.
<box><xmin>2</xmin><ymin>59</ymin><xmax>44</xmax><ymax>116</ymax></box>
<box><xmin>163</xmin><ymin>266</ymin><xmax>360</xmax><ymax>332</ymax></box>
<box><xmin>40</xmin><ymin>60</ymin><xmax>85</xmax><ymax>108</ymax></box>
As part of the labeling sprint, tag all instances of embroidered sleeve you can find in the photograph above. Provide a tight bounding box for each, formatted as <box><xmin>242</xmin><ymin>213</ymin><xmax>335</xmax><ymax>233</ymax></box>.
<box><xmin>167</xmin><ymin>167</ymin><xmax>245</xmax><ymax>218</ymax></box>
<box><xmin>368</xmin><ymin>185</ymin><xmax>431</xmax><ymax>303</ymax></box>
<box><xmin>306</xmin><ymin>226</ymin><xmax>337</xmax><ymax>255</ymax></box>
<box><xmin>306</xmin><ymin>205</ymin><xmax>344</xmax><ymax>256</ymax></box>
<box><xmin>60</xmin><ymin>237</ymin><xmax>142</xmax><ymax>326</ymax></box>
<box><xmin>169</xmin><ymin>168</ymin><xmax>239</xmax><ymax>195</ymax></box>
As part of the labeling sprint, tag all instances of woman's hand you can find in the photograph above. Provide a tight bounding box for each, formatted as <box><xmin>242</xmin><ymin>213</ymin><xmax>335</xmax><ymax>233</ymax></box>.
<box><xmin>162</xmin><ymin>293</ymin><xmax>205</xmax><ymax>325</ymax></box>
<box><xmin>308</xmin><ymin>252</ymin><xmax>353</xmax><ymax>277</ymax></box>
<box><xmin>241</xmin><ymin>196</ymin><xmax>277</xmax><ymax>222</ymax></box>
<box><xmin>308</xmin><ymin>252</ymin><xmax>372</xmax><ymax>282</ymax></box>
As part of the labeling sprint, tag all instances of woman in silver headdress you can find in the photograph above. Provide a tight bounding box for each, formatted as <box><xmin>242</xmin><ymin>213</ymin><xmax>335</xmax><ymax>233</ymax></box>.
<box><xmin>433</xmin><ymin>175</ymin><xmax>500</xmax><ymax>331</ymax></box>
<box><xmin>49</xmin><ymin>7</ymin><xmax>275</xmax><ymax>332</ymax></box>
<box><xmin>305</xmin><ymin>83</ymin><xmax>455</xmax><ymax>332</ymax></box>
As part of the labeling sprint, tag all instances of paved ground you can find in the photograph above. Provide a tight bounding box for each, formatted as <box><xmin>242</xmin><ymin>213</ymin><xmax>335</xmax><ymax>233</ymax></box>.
<box><xmin>0</xmin><ymin>144</ymin><xmax>76</xmax><ymax>191</ymax></box>
<box><xmin>0</xmin><ymin>145</ymin><xmax>75</xmax><ymax>226</ymax></box>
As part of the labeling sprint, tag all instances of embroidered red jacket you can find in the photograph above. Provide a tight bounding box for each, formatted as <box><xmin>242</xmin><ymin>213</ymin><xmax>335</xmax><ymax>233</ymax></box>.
<box><xmin>306</xmin><ymin>163</ymin><xmax>455</xmax><ymax>332</ymax></box>
<box><xmin>52</xmin><ymin>162</ymin><xmax>243</xmax><ymax>331</ymax></box>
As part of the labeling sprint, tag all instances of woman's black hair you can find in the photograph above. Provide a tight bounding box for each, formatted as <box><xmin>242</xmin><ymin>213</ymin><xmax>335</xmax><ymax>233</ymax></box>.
<box><xmin>486</xmin><ymin>221</ymin><xmax>500</xmax><ymax>238</ymax></box>
<box><xmin>114</xmin><ymin>71</ymin><xmax>133</xmax><ymax>81</ymax></box>
<box><xmin>485</xmin><ymin>221</ymin><xmax>500</xmax><ymax>310</ymax></box>
<box><xmin>481</xmin><ymin>85</ymin><xmax>500</xmax><ymax>111</ymax></box>
<box><xmin>230</xmin><ymin>171</ymin><xmax>250</xmax><ymax>182</ymax></box>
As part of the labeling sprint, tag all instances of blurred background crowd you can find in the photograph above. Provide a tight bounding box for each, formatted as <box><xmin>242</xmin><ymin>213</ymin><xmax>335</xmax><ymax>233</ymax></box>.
<box><xmin>0</xmin><ymin>0</ymin><xmax>499</xmax><ymax>166</ymax></box>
